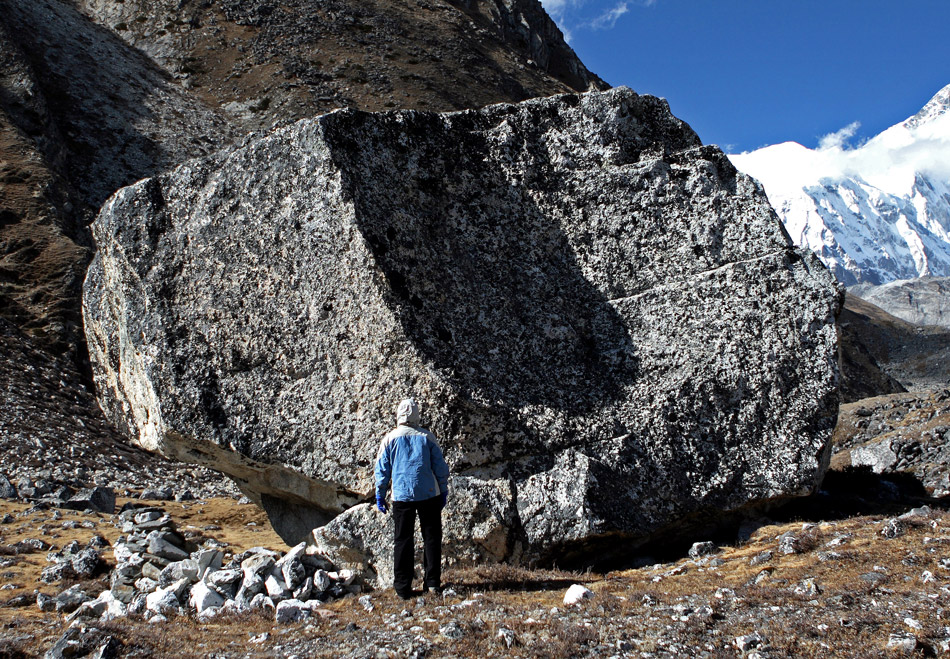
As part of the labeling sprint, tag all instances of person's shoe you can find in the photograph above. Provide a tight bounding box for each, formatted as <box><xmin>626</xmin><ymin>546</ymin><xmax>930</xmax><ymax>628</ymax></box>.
<box><xmin>422</xmin><ymin>585</ymin><xmax>441</xmax><ymax>595</ymax></box>
<box><xmin>396</xmin><ymin>590</ymin><xmax>414</xmax><ymax>600</ymax></box>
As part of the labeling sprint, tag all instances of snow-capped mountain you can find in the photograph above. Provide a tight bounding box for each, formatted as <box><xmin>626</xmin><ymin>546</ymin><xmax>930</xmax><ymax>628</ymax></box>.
<box><xmin>729</xmin><ymin>84</ymin><xmax>950</xmax><ymax>285</ymax></box>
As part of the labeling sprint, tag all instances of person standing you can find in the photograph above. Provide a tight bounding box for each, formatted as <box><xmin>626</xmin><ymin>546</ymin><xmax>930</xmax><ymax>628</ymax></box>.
<box><xmin>374</xmin><ymin>398</ymin><xmax>450</xmax><ymax>599</ymax></box>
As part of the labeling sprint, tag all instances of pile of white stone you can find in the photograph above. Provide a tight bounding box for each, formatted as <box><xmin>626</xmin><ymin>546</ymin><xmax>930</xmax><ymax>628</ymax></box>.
<box><xmin>67</xmin><ymin>506</ymin><xmax>358</xmax><ymax>623</ymax></box>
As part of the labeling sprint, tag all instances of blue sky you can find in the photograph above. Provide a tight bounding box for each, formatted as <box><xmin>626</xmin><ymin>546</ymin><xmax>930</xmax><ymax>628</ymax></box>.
<box><xmin>541</xmin><ymin>0</ymin><xmax>950</xmax><ymax>153</ymax></box>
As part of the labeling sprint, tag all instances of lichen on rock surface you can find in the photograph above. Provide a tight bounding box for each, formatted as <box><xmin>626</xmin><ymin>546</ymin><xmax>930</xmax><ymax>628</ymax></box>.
<box><xmin>83</xmin><ymin>87</ymin><xmax>841</xmax><ymax>580</ymax></box>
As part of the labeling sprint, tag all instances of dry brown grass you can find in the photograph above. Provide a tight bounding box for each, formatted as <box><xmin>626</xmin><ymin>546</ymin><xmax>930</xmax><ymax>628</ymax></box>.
<box><xmin>2</xmin><ymin>495</ymin><xmax>949</xmax><ymax>657</ymax></box>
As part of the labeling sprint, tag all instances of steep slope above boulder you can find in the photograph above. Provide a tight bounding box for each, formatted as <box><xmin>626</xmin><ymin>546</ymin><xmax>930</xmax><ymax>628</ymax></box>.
<box><xmin>0</xmin><ymin>0</ymin><xmax>233</xmax><ymax>352</ymax></box>
<box><xmin>84</xmin><ymin>88</ymin><xmax>841</xmax><ymax>571</ymax></box>
<box><xmin>73</xmin><ymin>0</ymin><xmax>606</xmax><ymax>133</ymax></box>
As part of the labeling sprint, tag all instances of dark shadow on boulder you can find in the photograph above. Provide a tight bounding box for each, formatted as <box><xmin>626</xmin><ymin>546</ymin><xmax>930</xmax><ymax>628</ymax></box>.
<box><xmin>326</xmin><ymin>106</ymin><xmax>639</xmax><ymax>413</ymax></box>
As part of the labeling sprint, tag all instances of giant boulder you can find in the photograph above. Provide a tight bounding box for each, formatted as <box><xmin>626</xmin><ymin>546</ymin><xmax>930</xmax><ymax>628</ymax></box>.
<box><xmin>84</xmin><ymin>87</ymin><xmax>841</xmax><ymax>572</ymax></box>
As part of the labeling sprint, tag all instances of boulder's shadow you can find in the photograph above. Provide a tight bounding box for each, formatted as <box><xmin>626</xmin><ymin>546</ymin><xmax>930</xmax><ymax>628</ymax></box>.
<box><xmin>607</xmin><ymin>466</ymin><xmax>948</xmax><ymax>569</ymax></box>
<box><xmin>771</xmin><ymin>466</ymin><xmax>945</xmax><ymax>522</ymax></box>
<box><xmin>326</xmin><ymin>107</ymin><xmax>639</xmax><ymax>414</ymax></box>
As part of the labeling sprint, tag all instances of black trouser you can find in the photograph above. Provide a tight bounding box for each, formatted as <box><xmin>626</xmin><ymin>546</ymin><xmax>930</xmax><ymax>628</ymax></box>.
<box><xmin>392</xmin><ymin>496</ymin><xmax>442</xmax><ymax>595</ymax></box>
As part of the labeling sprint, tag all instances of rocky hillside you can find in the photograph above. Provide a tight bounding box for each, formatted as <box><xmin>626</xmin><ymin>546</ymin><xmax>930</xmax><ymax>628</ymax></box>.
<box><xmin>838</xmin><ymin>293</ymin><xmax>950</xmax><ymax>400</ymax></box>
<box><xmin>851</xmin><ymin>276</ymin><xmax>950</xmax><ymax>328</ymax></box>
<box><xmin>74</xmin><ymin>0</ymin><xmax>606</xmax><ymax>130</ymax></box>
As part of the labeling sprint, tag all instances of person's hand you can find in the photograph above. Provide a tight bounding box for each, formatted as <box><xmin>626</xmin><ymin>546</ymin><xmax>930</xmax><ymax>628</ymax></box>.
<box><xmin>376</xmin><ymin>496</ymin><xmax>388</xmax><ymax>514</ymax></box>
<box><xmin>440</xmin><ymin>492</ymin><xmax>447</xmax><ymax>510</ymax></box>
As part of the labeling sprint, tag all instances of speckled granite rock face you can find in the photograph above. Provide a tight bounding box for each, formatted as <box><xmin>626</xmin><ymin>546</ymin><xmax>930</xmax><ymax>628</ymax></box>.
<box><xmin>84</xmin><ymin>87</ymin><xmax>841</xmax><ymax>568</ymax></box>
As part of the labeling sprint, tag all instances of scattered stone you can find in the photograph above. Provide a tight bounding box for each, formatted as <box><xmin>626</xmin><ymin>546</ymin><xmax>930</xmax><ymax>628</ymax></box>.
<box><xmin>689</xmin><ymin>541</ymin><xmax>717</xmax><ymax>558</ymax></box>
<box><xmin>192</xmin><ymin>549</ymin><xmax>223</xmax><ymax>580</ymax></box>
<box><xmin>293</xmin><ymin>576</ymin><xmax>314</xmax><ymax>601</ymax></box>
<box><xmin>440</xmin><ymin>621</ymin><xmax>465</xmax><ymax>640</ymax></box>
<box><xmin>140</xmin><ymin>487</ymin><xmax>175</xmax><ymax>501</ymax></box>
<box><xmin>275</xmin><ymin>598</ymin><xmax>310</xmax><ymax>623</ymax></box>
<box><xmin>64</xmin><ymin>486</ymin><xmax>116</xmax><ymax>514</ymax></box>
<box><xmin>0</xmin><ymin>474</ymin><xmax>16</xmax><ymax>499</ymax></box>
<box><xmin>778</xmin><ymin>532</ymin><xmax>802</xmax><ymax>554</ymax></box>
<box><xmin>44</xmin><ymin>628</ymin><xmax>120</xmax><ymax>659</ymax></box>
<box><xmin>752</xmin><ymin>569</ymin><xmax>773</xmax><ymax>586</ymax></box>
<box><xmin>2</xmin><ymin>593</ymin><xmax>33</xmax><ymax>608</ymax></box>
<box><xmin>900</xmin><ymin>506</ymin><xmax>932</xmax><ymax>521</ymax></box>
<box><xmin>734</xmin><ymin>632</ymin><xmax>767</xmax><ymax>652</ymax></box>
<box><xmin>265</xmin><ymin>571</ymin><xmax>291</xmax><ymax>600</ymax></box>
<box><xmin>794</xmin><ymin>578</ymin><xmax>821</xmax><ymax>596</ymax></box>
<box><xmin>159</xmin><ymin>559</ymin><xmax>200</xmax><ymax>586</ymax></box>
<box><xmin>134</xmin><ymin>511</ymin><xmax>164</xmax><ymax>524</ymax></box>
<box><xmin>817</xmin><ymin>551</ymin><xmax>843</xmax><ymax>562</ymax></box>
<box><xmin>54</xmin><ymin>585</ymin><xmax>91</xmax><ymax>613</ymax></box>
<box><xmin>37</xmin><ymin>592</ymin><xmax>56</xmax><ymax>612</ymax></box>
<box><xmin>312</xmin><ymin>569</ymin><xmax>331</xmax><ymax>594</ymax></box>
<box><xmin>88</xmin><ymin>535</ymin><xmax>110</xmax><ymax>549</ymax></box>
<box><xmin>189</xmin><ymin>581</ymin><xmax>225</xmax><ymax>614</ymax></box>
<box><xmin>859</xmin><ymin>572</ymin><xmax>887</xmax><ymax>585</ymax></box>
<box><xmin>207</xmin><ymin>569</ymin><xmax>242</xmax><ymax>598</ymax></box>
<box><xmin>41</xmin><ymin>562</ymin><xmax>77</xmax><ymax>584</ymax></box>
<box><xmin>249</xmin><ymin>593</ymin><xmax>276</xmax><ymax>612</ymax></box>
<box><xmin>145</xmin><ymin>587</ymin><xmax>181</xmax><ymax>615</ymax></box>
<box><xmin>497</xmin><ymin>627</ymin><xmax>517</xmax><ymax>648</ymax></box>
<box><xmin>882</xmin><ymin>518</ymin><xmax>906</xmax><ymax>539</ymax></box>
<box><xmin>13</xmin><ymin>538</ymin><xmax>50</xmax><ymax>553</ymax></box>
<box><xmin>146</xmin><ymin>532</ymin><xmax>189</xmax><ymax>561</ymax></box>
<box><xmin>750</xmin><ymin>550</ymin><xmax>773</xmax><ymax>566</ymax></box>
<box><xmin>71</xmin><ymin>548</ymin><xmax>103</xmax><ymax>577</ymax></box>
<box><xmin>887</xmin><ymin>633</ymin><xmax>918</xmax><ymax>651</ymax></box>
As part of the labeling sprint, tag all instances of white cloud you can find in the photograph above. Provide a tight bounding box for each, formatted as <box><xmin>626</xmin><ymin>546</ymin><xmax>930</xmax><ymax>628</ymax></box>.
<box><xmin>733</xmin><ymin>111</ymin><xmax>950</xmax><ymax>200</ymax></box>
<box><xmin>812</xmin><ymin>112</ymin><xmax>950</xmax><ymax>192</ymax></box>
<box><xmin>541</xmin><ymin>0</ymin><xmax>648</xmax><ymax>40</ymax></box>
<box><xmin>817</xmin><ymin>121</ymin><xmax>861</xmax><ymax>151</ymax></box>
<box><xmin>540</xmin><ymin>0</ymin><xmax>571</xmax><ymax>14</ymax></box>
<box><xmin>588</xmin><ymin>2</ymin><xmax>630</xmax><ymax>30</ymax></box>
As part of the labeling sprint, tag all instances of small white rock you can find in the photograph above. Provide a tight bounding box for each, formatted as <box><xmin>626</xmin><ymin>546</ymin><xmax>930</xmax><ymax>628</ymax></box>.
<box><xmin>563</xmin><ymin>584</ymin><xmax>593</xmax><ymax>606</ymax></box>
<box><xmin>189</xmin><ymin>581</ymin><xmax>225</xmax><ymax>613</ymax></box>
<box><xmin>734</xmin><ymin>632</ymin><xmax>766</xmax><ymax>652</ymax></box>
<box><xmin>145</xmin><ymin>588</ymin><xmax>180</xmax><ymax>615</ymax></box>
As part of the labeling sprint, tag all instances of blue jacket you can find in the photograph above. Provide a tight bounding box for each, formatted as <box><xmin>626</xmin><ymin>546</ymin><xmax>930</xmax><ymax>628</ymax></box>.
<box><xmin>375</xmin><ymin>424</ymin><xmax>449</xmax><ymax>502</ymax></box>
